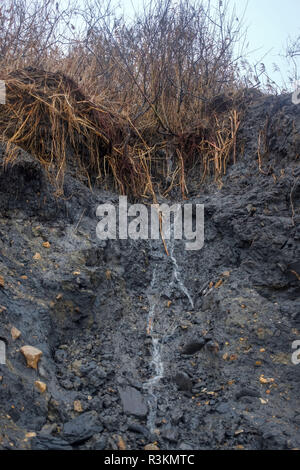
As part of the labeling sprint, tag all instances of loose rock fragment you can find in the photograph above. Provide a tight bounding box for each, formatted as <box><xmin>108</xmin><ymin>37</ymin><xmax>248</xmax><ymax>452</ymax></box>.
<box><xmin>74</xmin><ymin>400</ymin><xmax>83</xmax><ymax>412</ymax></box>
<box><xmin>144</xmin><ymin>443</ymin><xmax>159</xmax><ymax>450</ymax></box>
<box><xmin>181</xmin><ymin>339</ymin><xmax>206</xmax><ymax>355</ymax></box>
<box><xmin>62</xmin><ymin>411</ymin><xmax>102</xmax><ymax>444</ymax></box>
<box><xmin>260</xmin><ymin>375</ymin><xmax>275</xmax><ymax>384</ymax></box>
<box><xmin>34</xmin><ymin>380</ymin><xmax>47</xmax><ymax>393</ymax></box>
<box><xmin>20</xmin><ymin>345</ymin><xmax>43</xmax><ymax>370</ymax></box>
<box><xmin>173</xmin><ymin>372</ymin><xmax>193</xmax><ymax>392</ymax></box>
<box><xmin>11</xmin><ymin>326</ymin><xmax>21</xmax><ymax>341</ymax></box>
<box><xmin>260</xmin><ymin>398</ymin><xmax>268</xmax><ymax>404</ymax></box>
<box><xmin>117</xmin><ymin>435</ymin><xmax>126</xmax><ymax>450</ymax></box>
<box><xmin>119</xmin><ymin>386</ymin><xmax>148</xmax><ymax>418</ymax></box>
<box><xmin>222</xmin><ymin>271</ymin><xmax>231</xmax><ymax>277</ymax></box>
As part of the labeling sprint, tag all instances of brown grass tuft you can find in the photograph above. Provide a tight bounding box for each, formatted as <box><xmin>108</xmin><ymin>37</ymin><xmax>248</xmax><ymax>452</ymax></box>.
<box><xmin>0</xmin><ymin>68</ymin><xmax>119</xmax><ymax>193</ymax></box>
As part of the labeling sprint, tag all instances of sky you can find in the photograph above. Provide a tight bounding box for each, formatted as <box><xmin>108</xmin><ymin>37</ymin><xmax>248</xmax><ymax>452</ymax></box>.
<box><xmin>234</xmin><ymin>0</ymin><xmax>300</xmax><ymax>88</ymax></box>
<box><xmin>117</xmin><ymin>0</ymin><xmax>300</xmax><ymax>90</ymax></box>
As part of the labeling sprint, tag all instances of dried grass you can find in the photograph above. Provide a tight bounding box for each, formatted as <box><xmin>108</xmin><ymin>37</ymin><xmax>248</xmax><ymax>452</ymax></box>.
<box><xmin>0</xmin><ymin>0</ymin><xmax>245</xmax><ymax>201</ymax></box>
<box><xmin>0</xmin><ymin>67</ymin><xmax>241</xmax><ymax>200</ymax></box>
<box><xmin>0</xmin><ymin>68</ymin><xmax>119</xmax><ymax>193</ymax></box>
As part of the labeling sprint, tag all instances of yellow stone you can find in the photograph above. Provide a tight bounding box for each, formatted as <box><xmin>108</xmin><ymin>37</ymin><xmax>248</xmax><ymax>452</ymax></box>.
<box><xmin>74</xmin><ymin>400</ymin><xmax>83</xmax><ymax>412</ymax></box>
<box><xmin>144</xmin><ymin>443</ymin><xmax>159</xmax><ymax>451</ymax></box>
<box><xmin>222</xmin><ymin>271</ymin><xmax>230</xmax><ymax>277</ymax></box>
<box><xmin>11</xmin><ymin>326</ymin><xmax>21</xmax><ymax>341</ymax></box>
<box><xmin>117</xmin><ymin>436</ymin><xmax>126</xmax><ymax>450</ymax></box>
<box><xmin>20</xmin><ymin>345</ymin><xmax>43</xmax><ymax>369</ymax></box>
<box><xmin>259</xmin><ymin>398</ymin><xmax>268</xmax><ymax>404</ymax></box>
<box><xmin>259</xmin><ymin>375</ymin><xmax>274</xmax><ymax>384</ymax></box>
<box><xmin>34</xmin><ymin>381</ymin><xmax>47</xmax><ymax>393</ymax></box>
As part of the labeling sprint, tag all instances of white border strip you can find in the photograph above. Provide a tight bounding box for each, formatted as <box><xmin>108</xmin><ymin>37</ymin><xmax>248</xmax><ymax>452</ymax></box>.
<box><xmin>0</xmin><ymin>80</ymin><xmax>6</xmax><ymax>104</ymax></box>
<box><xmin>0</xmin><ymin>340</ymin><xmax>6</xmax><ymax>365</ymax></box>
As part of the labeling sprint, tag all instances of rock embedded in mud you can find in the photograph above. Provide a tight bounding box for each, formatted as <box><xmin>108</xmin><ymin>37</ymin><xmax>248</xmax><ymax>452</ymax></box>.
<box><xmin>171</xmin><ymin>409</ymin><xmax>184</xmax><ymax>425</ymax></box>
<box><xmin>31</xmin><ymin>435</ymin><xmax>73</xmax><ymax>450</ymax></box>
<box><xmin>34</xmin><ymin>380</ymin><xmax>47</xmax><ymax>393</ymax></box>
<box><xmin>173</xmin><ymin>372</ymin><xmax>193</xmax><ymax>392</ymax></box>
<box><xmin>119</xmin><ymin>386</ymin><xmax>148</xmax><ymax>418</ymax></box>
<box><xmin>90</xmin><ymin>434</ymin><xmax>107</xmax><ymax>450</ymax></box>
<box><xmin>11</xmin><ymin>326</ymin><xmax>21</xmax><ymax>341</ymax></box>
<box><xmin>235</xmin><ymin>387</ymin><xmax>260</xmax><ymax>401</ymax></box>
<box><xmin>116</xmin><ymin>435</ymin><xmax>127</xmax><ymax>450</ymax></box>
<box><xmin>181</xmin><ymin>339</ymin><xmax>206</xmax><ymax>355</ymax></box>
<box><xmin>261</xmin><ymin>424</ymin><xmax>288</xmax><ymax>450</ymax></box>
<box><xmin>20</xmin><ymin>345</ymin><xmax>43</xmax><ymax>370</ymax></box>
<box><xmin>161</xmin><ymin>426</ymin><xmax>179</xmax><ymax>442</ymax></box>
<box><xmin>178</xmin><ymin>442</ymin><xmax>195</xmax><ymax>450</ymax></box>
<box><xmin>206</xmin><ymin>340</ymin><xmax>220</xmax><ymax>354</ymax></box>
<box><xmin>73</xmin><ymin>400</ymin><xmax>83</xmax><ymax>412</ymax></box>
<box><xmin>216</xmin><ymin>402</ymin><xmax>232</xmax><ymax>414</ymax></box>
<box><xmin>128</xmin><ymin>422</ymin><xmax>149</xmax><ymax>437</ymax></box>
<box><xmin>144</xmin><ymin>443</ymin><xmax>159</xmax><ymax>450</ymax></box>
<box><xmin>62</xmin><ymin>411</ymin><xmax>103</xmax><ymax>445</ymax></box>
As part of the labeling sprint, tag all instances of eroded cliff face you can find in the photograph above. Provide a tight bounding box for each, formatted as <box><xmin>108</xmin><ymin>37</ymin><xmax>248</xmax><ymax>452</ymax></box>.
<box><xmin>0</xmin><ymin>92</ymin><xmax>299</xmax><ymax>450</ymax></box>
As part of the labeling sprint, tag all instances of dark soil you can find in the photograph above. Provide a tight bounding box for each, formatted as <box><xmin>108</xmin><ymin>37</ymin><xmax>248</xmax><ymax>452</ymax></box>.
<box><xmin>0</xmin><ymin>92</ymin><xmax>299</xmax><ymax>450</ymax></box>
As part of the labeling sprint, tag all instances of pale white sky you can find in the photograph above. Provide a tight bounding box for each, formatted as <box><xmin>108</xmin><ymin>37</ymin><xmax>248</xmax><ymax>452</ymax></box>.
<box><xmin>118</xmin><ymin>0</ymin><xmax>300</xmax><ymax>89</ymax></box>
<box><xmin>235</xmin><ymin>0</ymin><xmax>300</xmax><ymax>87</ymax></box>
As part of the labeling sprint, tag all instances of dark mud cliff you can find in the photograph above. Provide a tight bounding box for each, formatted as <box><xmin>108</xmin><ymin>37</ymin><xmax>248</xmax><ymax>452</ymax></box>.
<box><xmin>0</xmin><ymin>92</ymin><xmax>299</xmax><ymax>450</ymax></box>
